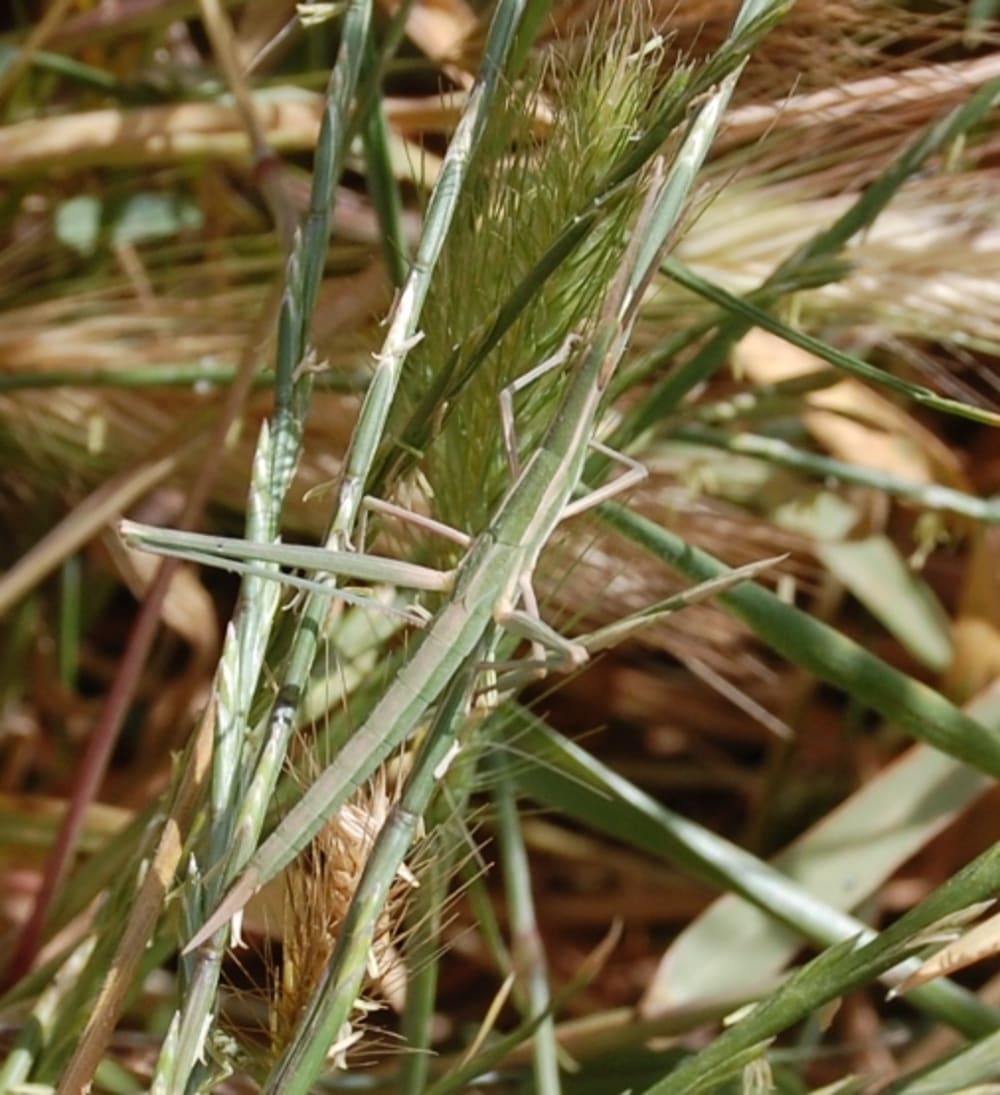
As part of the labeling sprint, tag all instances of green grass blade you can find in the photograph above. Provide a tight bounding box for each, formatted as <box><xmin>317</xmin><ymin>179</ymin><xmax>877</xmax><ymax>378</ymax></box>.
<box><xmin>398</xmin><ymin>855</ymin><xmax>446</xmax><ymax>1095</ymax></box>
<box><xmin>511</xmin><ymin>712</ymin><xmax>1000</xmax><ymax>1040</ymax></box>
<box><xmin>647</xmin><ymin>716</ymin><xmax>995</xmax><ymax>1014</ymax></box>
<box><xmin>613</xmin><ymin>77</ymin><xmax>1000</xmax><ymax>439</ymax></box>
<box><xmin>0</xmin><ymin>364</ymin><xmax>364</xmax><ymax>392</ymax></box>
<box><xmin>641</xmin><ymin>841</ymin><xmax>1000</xmax><ymax>1093</ymax></box>
<box><xmin>361</xmin><ymin>21</ymin><xmax>409</xmax><ymax>289</ymax></box>
<box><xmin>887</xmin><ymin>1027</ymin><xmax>1000</xmax><ymax>1093</ymax></box>
<box><xmin>0</xmin><ymin>937</ymin><xmax>95</xmax><ymax>1090</ymax></box>
<box><xmin>599</xmin><ymin>502</ymin><xmax>1000</xmax><ymax>776</ymax></box>
<box><xmin>967</xmin><ymin>0</ymin><xmax>1000</xmax><ymax>38</ymax></box>
<box><xmin>673</xmin><ymin>422</ymin><xmax>1000</xmax><ymax>521</ymax></box>
<box><xmin>663</xmin><ymin>266</ymin><xmax>1000</xmax><ymax>429</ymax></box>
<box><xmin>493</xmin><ymin>755</ymin><xmax>562</xmax><ymax>1093</ymax></box>
<box><xmin>815</xmin><ymin>535</ymin><xmax>952</xmax><ymax>671</ymax></box>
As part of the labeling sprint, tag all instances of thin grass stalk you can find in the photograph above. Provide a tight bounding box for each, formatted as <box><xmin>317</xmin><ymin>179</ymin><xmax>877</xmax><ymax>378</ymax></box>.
<box><xmin>396</xmin><ymin>670</ymin><xmax>514</xmax><ymax>1090</ymax></box>
<box><xmin>397</xmin><ymin>658</ymin><xmax>523</xmax><ymax>1090</ymax></box>
<box><xmin>462</xmin><ymin>858</ymin><xmax>516</xmax><ymax>986</ymax></box>
<box><xmin>611</xmin><ymin>76</ymin><xmax>1000</xmax><ymax>445</ymax></box>
<box><xmin>662</xmin><ymin>256</ymin><xmax>1000</xmax><ymax>428</ymax></box>
<box><xmin>254</xmin><ymin>0</ymin><xmax>378</xmax><ymax>556</ymax></box>
<box><xmin>0</xmin><ymin>0</ymin><xmax>75</xmax><ymax>104</ymax></box>
<box><xmin>33</xmin><ymin>865</ymin><xmax>180</xmax><ymax>1084</ymax></box>
<box><xmin>197</xmin><ymin>0</ymin><xmax>299</xmax><ymax>246</ymax></box>
<box><xmin>361</xmin><ymin>22</ymin><xmax>411</xmax><ymax>289</ymax></box>
<box><xmin>0</xmin><ymin>937</ymin><xmax>94</xmax><ymax>1089</ymax></box>
<box><xmin>400</xmin><ymin>680</ymin><xmax>510</xmax><ymax>1093</ymax></box>
<box><xmin>398</xmin><ymin>854</ymin><xmax>446</xmax><ymax>1095</ymax></box>
<box><xmin>968</xmin><ymin>0</ymin><xmax>1000</xmax><ymax>36</ymax></box>
<box><xmin>263</xmin><ymin>662</ymin><xmax>481</xmax><ymax>1093</ymax></box>
<box><xmin>363</xmin><ymin>94</ymin><xmax>408</xmax><ymax>289</ymax></box>
<box><xmin>644</xmin><ymin>841</ymin><xmax>1000</xmax><ymax>1094</ymax></box>
<box><xmin>293</xmin><ymin>3</ymin><xmax>374</xmax><ymax>366</ymax></box>
<box><xmin>57</xmin><ymin>556</ymin><xmax>80</xmax><ymax>688</ymax></box>
<box><xmin>511</xmin><ymin>714</ymin><xmax>1000</xmax><ymax>1039</ymax></box>
<box><xmin>150</xmin><ymin>6</ymin><xmax>376</xmax><ymax>1087</ymax></box>
<box><xmin>56</xmin><ymin>710</ymin><xmax>214</xmax><ymax>1094</ymax></box>
<box><xmin>3</xmin><ymin>564</ymin><xmax>183</xmax><ymax>987</ymax></box>
<box><xmin>0</xmin><ymin>47</ymin><xmax>122</xmax><ymax>93</ymax></box>
<box><xmin>507</xmin><ymin>0</ymin><xmax>557</xmax><ymax>79</ymax></box>
<box><xmin>691</xmin><ymin>368</ymin><xmax>840</xmax><ymax>419</ymax></box>
<box><xmin>672</xmin><ymin>424</ymin><xmax>1000</xmax><ymax>522</ymax></box>
<box><xmin>886</xmin><ymin>1027</ymin><xmax>1000</xmax><ymax>1094</ymax></box>
<box><xmin>493</xmin><ymin>758</ymin><xmax>561</xmax><ymax>1093</ymax></box>
<box><xmin>608</xmin><ymin>257</ymin><xmax>842</xmax><ymax>402</ymax></box>
<box><xmin>422</xmin><ymin>923</ymin><xmax>630</xmax><ymax>1095</ymax></box>
<box><xmin>149</xmin><ymin>323</ymin><xmax>302</xmax><ymax>1095</ymax></box>
<box><xmin>0</xmin><ymin>364</ymin><xmax>364</xmax><ymax>391</ymax></box>
<box><xmin>0</xmin><ymin>808</ymin><xmax>162</xmax><ymax>1012</ymax></box>
<box><xmin>425</xmin><ymin>1011</ymin><xmax>561</xmax><ymax>1095</ymax></box>
<box><xmin>0</xmin><ymin>433</ymin><xmax>193</xmax><ymax>622</ymax></box>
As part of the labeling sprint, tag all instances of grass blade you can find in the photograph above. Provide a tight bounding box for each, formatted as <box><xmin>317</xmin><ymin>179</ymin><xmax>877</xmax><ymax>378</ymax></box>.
<box><xmin>511</xmin><ymin>711</ymin><xmax>1000</xmax><ymax>1040</ymax></box>
<box><xmin>599</xmin><ymin>502</ymin><xmax>1000</xmax><ymax>777</ymax></box>
<box><xmin>642</xmin><ymin>841</ymin><xmax>1000</xmax><ymax>1093</ymax></box>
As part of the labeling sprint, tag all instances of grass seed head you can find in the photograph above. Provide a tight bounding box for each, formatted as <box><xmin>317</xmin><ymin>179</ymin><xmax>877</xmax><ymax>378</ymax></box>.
<box><xmin>268</xmin><ymin>769</ymin><xmax>415</xmax><ymax>1065</ymax></box>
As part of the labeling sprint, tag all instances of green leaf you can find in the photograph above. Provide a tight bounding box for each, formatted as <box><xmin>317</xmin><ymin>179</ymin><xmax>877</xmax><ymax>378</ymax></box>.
<box><xmin>887</xmin><ymin>1027</ymin><xmax>1000</xmax><ymax>1093</ymax></box>
<box><xmin>110</xmin><ymin>192</ymin><xmax>203</xmax><ymax>246</ymax></box>
<box><xmin>773</xmin><ymin>490</ymin><xmax>953</xmax><ymax>670</ymax></box>
<box><xmin>642</xmin><ymin>842</ymin><xmax>1000</xmax><ymax>1093</ymax></box>
<box><xmin>815</xmin><ymin>536</ymin><xmax>952</xmax><ymax>672</ymax></box>
<box><xmin>55</xmin><ymin>195</ymin><xmax>101</xmax><ymax>256</ymax></box>
<box><xmin>54</xmin><ymin>193</ymin><xmax>204</xmax><ymax>256</ymax></box>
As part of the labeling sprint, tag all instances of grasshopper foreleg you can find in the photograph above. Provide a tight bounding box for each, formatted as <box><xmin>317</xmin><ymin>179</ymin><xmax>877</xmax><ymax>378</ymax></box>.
<box><xmin>499</xmin><ymin>333</ymin><xmax>582</xmax><ymax>478</ymax></box>
<box><xmin>357</xmin><ymin>495</ymin><xmax>472</xmax><ymax>554</ymax></box>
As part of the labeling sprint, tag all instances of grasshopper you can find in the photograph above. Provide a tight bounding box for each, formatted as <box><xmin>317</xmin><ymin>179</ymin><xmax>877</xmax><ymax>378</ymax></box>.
<box><xmin>126</xmin><ymin>77</ymin><xmax>743</xmax><ymax>954</ymax></box>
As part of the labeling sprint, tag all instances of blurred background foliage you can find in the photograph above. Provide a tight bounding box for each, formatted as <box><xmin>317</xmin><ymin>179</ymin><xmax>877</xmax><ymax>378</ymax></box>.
<box><xmin>1</xmin><ymin>1</ymin><xmax>999</xmax><ymax>1092</ymax></box>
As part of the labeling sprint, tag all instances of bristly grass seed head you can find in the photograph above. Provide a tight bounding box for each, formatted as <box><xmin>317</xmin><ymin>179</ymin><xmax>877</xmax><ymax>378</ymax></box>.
<box><xmin>385</xmin><ymin>13</ymin><xmax>676</xmax><ymax>552</ymax></box>
<box><xmin>267</xmin><ymin>767</ymin><xmax>415</xmax><ymax>1068</ymax></box>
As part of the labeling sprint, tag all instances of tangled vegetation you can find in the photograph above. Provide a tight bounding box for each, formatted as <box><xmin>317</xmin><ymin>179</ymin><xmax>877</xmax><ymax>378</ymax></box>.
<box><xmin>1</xmin><ymin>2</ymin><xmax>999</xmax><ymax>1092</ymax></box>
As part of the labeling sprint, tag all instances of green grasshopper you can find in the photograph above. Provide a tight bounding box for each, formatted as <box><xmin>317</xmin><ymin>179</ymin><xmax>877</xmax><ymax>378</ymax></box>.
<box><xmin>124</xmin><ymin>76</ymin><xmax>748</xmax><ymax>954</ymax></box>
